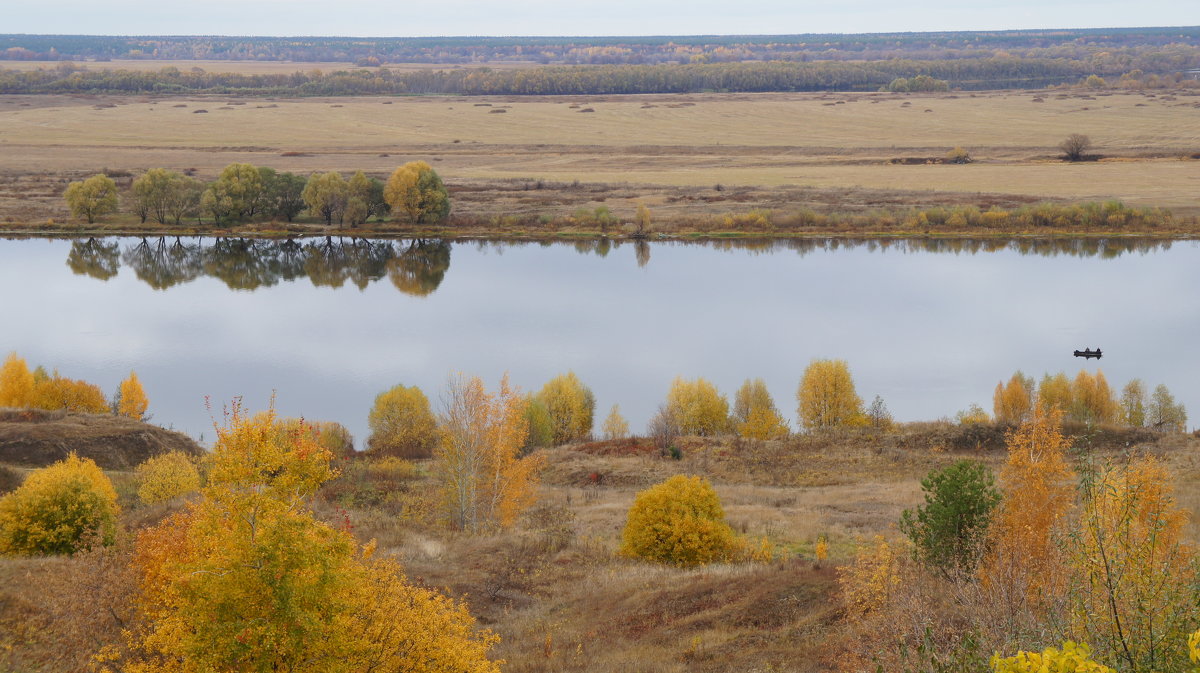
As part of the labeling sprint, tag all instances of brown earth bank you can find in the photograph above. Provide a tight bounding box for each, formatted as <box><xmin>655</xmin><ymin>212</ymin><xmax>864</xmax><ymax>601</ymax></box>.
<box><xmin>0</xmin><ymin>409</ymin><xmax>203</xmax><ymax>470</ymax></box>
<box><xmin>3</xmin><ymin>424</ymin><xmax>1198</xmax><ymax>672</ymax></box>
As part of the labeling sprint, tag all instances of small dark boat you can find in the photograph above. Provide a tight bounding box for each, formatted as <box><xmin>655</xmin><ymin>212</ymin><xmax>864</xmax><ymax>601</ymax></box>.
<box><xmin>1073</xmin><ymin>347</ymin><xmax>1102</xmax><ymax>360</ymax></box>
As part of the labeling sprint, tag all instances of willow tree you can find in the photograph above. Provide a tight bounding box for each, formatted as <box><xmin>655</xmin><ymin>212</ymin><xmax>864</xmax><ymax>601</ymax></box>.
<box><xmin>385</xmin><ymin>161</ymin><xmax>450</xmax><ymax>224</ymax></box>
<box><xmin>201</xmin><ymin>162</ymin><xmax>266</xmax><ymax>223</ymax></box>
<box><xmin>64</xmin><ymin>174</ymin><xmax>119</xmax><ymax>224</ymax></box>
<box><xmin>302</xmin><ymin>171</ymin><xmax>349</xmax><ymax>225</ymax></box>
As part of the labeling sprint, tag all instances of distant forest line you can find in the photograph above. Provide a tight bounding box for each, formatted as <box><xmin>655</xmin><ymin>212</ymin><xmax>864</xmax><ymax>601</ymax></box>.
<box><xmin>0</xmin><ymin>29</ymin><xmax>1197</xmax><ymax>95</ymax></box>
<box><xmin>1</xmin><ymin>56</ymin><xmax>1198</xmax><ymax>96</ymax></box>
<box><xmin>2</xmin><ymin>29</ymin><xmax>1199</xmax><ymax>65</ymax></box>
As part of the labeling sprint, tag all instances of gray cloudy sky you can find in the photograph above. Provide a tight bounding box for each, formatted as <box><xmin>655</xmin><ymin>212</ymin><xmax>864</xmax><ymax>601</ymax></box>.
<box><xmin>4</xmin><ymin>0</ymin><xmax>1198</xmax><ymax>36</ymax></box>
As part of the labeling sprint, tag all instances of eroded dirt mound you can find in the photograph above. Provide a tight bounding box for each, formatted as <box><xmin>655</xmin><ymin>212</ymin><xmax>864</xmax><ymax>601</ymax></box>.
<box><xmin>0</xmin><ymin>408</ymin><xmax>203</xmax><ymax>470</ymax></box>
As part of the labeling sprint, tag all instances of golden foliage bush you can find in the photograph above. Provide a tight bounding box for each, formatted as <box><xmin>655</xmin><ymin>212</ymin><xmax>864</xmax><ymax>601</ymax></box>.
<box><xmin>0</xmin><ymin>453</ymin><xmax>119</xmax><ymax>556</ymax></box>
<box><xmin>619</xmin><ymin>474</ymin><xmax>737</xmax><ymax>567</ymax></box>
<box><xmin>134</xmin><ymin>451</ymin><xmax>201</xmax><ymax>505</ymax></box>
<box><xmin>666</xmin><ymin>376</ymin><xmax>730</xmax><ymax>436</ymax></box>
<box><xmin>367</xmin><ymin>384</ymin><xmax>439</xmax><ymax>459</ymax></box>
<box><xmin>837</xmin><ymin>536</ymin><xmax>900</xmax><ymax>618</ymax></box>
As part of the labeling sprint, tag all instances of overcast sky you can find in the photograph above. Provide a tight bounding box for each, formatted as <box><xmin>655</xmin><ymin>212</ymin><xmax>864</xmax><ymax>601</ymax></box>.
<box><xmin>4</xmin><ymin>0</ymin><xmax>1198</xmax><ymax>37</ymax></box>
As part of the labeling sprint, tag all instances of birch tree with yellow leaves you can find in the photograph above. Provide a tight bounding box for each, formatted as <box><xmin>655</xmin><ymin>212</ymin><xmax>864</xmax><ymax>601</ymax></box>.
<box><xmin>436</xmin><ymin>374</ymin><xmax>542</xmax><ymax>532</ymax></box>
<box><xmin>980</xmin><ymin>409</ymin><xmax>1075</xmax><ymax>627</ymax></box>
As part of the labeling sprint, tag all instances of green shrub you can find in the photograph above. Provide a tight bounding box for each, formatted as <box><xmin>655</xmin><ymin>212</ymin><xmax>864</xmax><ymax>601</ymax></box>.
<box><xmin>899</xmin><ymin>460</ymin><xmax>1000</xmax><ymax>578</ymax></box>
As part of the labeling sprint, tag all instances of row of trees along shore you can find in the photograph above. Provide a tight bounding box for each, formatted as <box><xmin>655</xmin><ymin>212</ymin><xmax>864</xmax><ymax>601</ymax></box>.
<box><xmin>3</xmin><ymin>54</ymin><xmax>1199</xmax><ymax>95</ymax></box>
<box><xmin>363</xmin><ymin>362</ymin><xmax>1188</xmax><ymax>463</ymax></box>
<box><xmin>60</xmin><ymin>165</ymin><xmax>1178</xmax><ymax>233</ymax></box>
<box><xmin>64</xmin><ymin>161</ymin><xmax>450</xmax><ymax>225</ymax></box>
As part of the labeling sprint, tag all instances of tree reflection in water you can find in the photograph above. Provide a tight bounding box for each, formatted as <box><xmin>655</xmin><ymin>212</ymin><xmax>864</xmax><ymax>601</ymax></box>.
<box><xmin>67</xmin><ymin>237</ymin><xmax>453</xmax><ymax>296</ymax></box>
<box><xmin>65</xmin><ymin>236</ymin><xmax>1176</xmax><ymax>294</ymax></box>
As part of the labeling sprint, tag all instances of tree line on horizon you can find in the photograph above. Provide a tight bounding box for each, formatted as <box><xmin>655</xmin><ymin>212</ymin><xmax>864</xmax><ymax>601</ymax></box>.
<box><xmin>4</xmin><ymin>52</ymin><xmax>1198</xmax><ymax>96</ymax></box>
<box><xmin>2</xmin><ymin>28</ymin><xmax>1197</xmax><ymax>67</ymax></box>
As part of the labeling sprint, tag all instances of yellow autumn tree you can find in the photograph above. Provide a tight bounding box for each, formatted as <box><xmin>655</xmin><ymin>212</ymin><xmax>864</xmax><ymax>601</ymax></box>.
<box><xmin>534</xmin><ymin>371</ymin><xmax>595</xmax><ymax>445</ymax></box>
<box><xmin>981</xmin><ymin>408</ymin><xmax>1075</xmax><ymax>617</ymax></box>
<box><xmin>134</xmin><ymin>451</ymin><xmax>201</xmax><ymax>505</ymax></box>
<box><xmin>993</xmin><ymin>371</ymin><xmax>1034</xmax><ymax>424</ymax></box>
<box><xmin>121</xmin><ymin>403</ymin><xmax>500</xmax><ymax>673</ymax></box>
<box><xmin>367</xmin><ymin>384</ymin><xmax>439</xmax><ymax>459</ymax></box>
<box><xmin>0</xmin><ymin>352</ymin><xmax>35</xmax><ymax>408</ymax></box>
<box><xmin>436</xmin><ymin>374</ymin><xmax>542</xmax><ymax>532</ymax></box>
<box><xmin>117</xmin><ymin>371</ymin><xmax>149</xmax><ymax>420</ymax></box>
<box><xmin>732</xmin><ymin>378</ymin><xmax>789</xmax><ymax>440</ymax></box>
<box><xmin>0</xmin><ymin>453</ymin><xmax>119</xmax><ymax>556</ymax></box>
<box><xmin>1070</xmin><ymin>370</ymin><xmax>1117</xmax><ymax>424</ymax></box>
<box><xmin>796</xmin><ymin>359</ymin><xmax>864</xmax><ymax>430</ymax></box>
<box><xmin>384</xmin><ymin>161</ymin><xmax>451</xmax><ymax>224</ymax></box>
<box><xmin>1067</xmin><ymin>455</ymin><xmax>1198</xmax><ymax>673</ymax></box>
<box><xmin>666</xmin><ymin>376</ymin><xmax>730</xmax><ymax>436</ymax></box>
<box><xmin>620</xmin><ymin>474</ymin><xmax>737</xmax><ymax>567</ymax></box>
<box><xmin>601</xmin><ymin>404</ymin><xmax>630</xmax><ymax>441</ymax></box>
<box><xmin>1038</xmin><ymin>371</ymin><xmax>1073</xmax><ymax>415</ymax></box>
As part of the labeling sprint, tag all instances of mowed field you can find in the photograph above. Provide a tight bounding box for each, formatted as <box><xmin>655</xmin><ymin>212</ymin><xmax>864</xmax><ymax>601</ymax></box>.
<box><xmin>0</xmin><ymin>88</ymin><xmax>1198</xmax><ymax>218</ymax></box>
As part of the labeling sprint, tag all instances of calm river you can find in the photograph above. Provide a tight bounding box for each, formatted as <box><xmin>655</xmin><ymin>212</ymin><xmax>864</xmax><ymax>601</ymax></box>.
<box><xmin>2</xmin><ymin>236</ymin><xmax>1196</xmax><ymax>446</ymax></box>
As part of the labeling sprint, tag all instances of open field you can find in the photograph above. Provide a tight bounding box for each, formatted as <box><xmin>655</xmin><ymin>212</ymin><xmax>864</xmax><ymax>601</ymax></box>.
<box><xmin>1</xmin><ymin>88</ymin><xmax>1198</xmax><ymax>227</ymax></box>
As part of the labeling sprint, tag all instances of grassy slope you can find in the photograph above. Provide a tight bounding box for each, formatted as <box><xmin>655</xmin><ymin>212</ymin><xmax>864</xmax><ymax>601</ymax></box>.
<box><xmin>4</xmin><ymin>425</ymin><xmax>1197</xmax><ymax>672</ymax></box>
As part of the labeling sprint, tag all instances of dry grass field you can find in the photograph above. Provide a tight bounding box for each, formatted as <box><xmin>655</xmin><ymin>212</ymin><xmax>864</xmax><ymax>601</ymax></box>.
<box><xmin>1</xmin><ymin>88</ymin><xmax>1198</xmax><ymax>225</ymax></box>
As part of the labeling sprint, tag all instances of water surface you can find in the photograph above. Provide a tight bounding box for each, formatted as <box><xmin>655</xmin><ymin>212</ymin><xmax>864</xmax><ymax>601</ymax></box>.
<box><xmin>2</xmin><ymin>236</ymin><xmax>1195</xmax><ymax>446</ymax></box>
